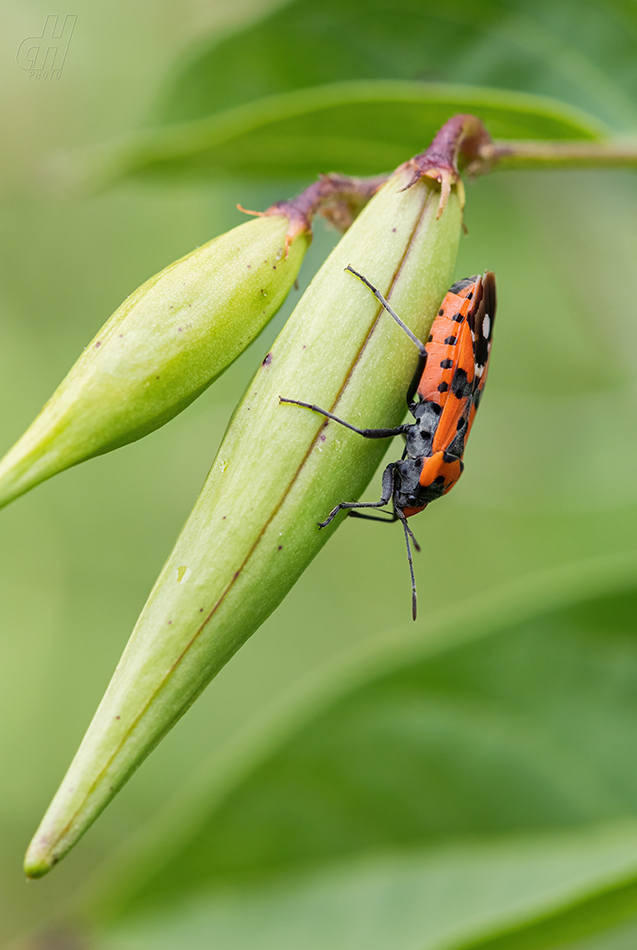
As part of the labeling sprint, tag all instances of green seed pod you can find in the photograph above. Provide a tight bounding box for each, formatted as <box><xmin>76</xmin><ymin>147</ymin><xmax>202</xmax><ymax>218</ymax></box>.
<box><xmin>0</xmin><ymin>212</ymin><xmax>309</xmax><ymax>509</ymax></box>
<box><xmin>24</xmin><ymin>161</ymin><xmax>463</xmax><ymax>877</ymax></box>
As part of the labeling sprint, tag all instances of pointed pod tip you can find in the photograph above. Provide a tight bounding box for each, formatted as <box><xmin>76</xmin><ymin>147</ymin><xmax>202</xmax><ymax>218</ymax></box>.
<box><xmin>24</xmin><ymin>836</ymin><xmax>58</xmax><ymax>879</ymax></box>
<box><xmin>24</xmin><ymin>856</ymin><xmax>53</xmax><ymax>881</ymax></box>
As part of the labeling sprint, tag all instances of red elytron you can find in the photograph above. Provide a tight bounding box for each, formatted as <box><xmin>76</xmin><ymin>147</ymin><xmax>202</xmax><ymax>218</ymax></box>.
<box><xmin>281</xmin><ymin>265</ymin><xmax>496</xmax><ymax>619</ymax></box>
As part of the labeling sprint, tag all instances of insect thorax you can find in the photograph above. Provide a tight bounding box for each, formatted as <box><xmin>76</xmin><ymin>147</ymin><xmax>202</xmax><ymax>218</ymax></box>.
<box><xmin>403</xmin><ymin>400</ymin><xmax>441</xmax><ymax>459</ymax></box>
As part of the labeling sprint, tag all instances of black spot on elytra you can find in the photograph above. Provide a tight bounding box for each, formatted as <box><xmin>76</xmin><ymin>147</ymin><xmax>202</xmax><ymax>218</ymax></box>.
<box><xmin>440</xmin><ymin>358</ymin><xmax>453</xmax><ymax>369</ymax></box>
<box><xmin>444</xmin><ymin>336</ymin><xmax>457</xmax><ymax>346</ymax></box>
<box><xmin>447</xmin><ymin>432</ymin><xmax>465</xmax><ymax>457</ymax></box>
<box><xmin>456</xmin><ymin>416</ymin><xmax>467</xmax><ymax>431</ymax></box>
<box><xmin>449</xmin><ymin>277</ymin><xmax>476</xmax><ymax>295</ymax></box>
<box><xmin>428</xmin><ymin>334</ymin><xmax>434</xmax><ymax>342</ymax></box>
<box><xmin>474</xmin><ymin>331</ymin><xmax>490</xmax><ymax>366</ymax></box>
<box><xmin>453</xmin><ymin>312</ymin><xmax>464</xmax><ymax>323</ymax></box>
<box><xmin>437</xmin><ymin>381</ymin><xmax>449</xmax><ymax>393</ymax></box>
<box><xmin>438</xmin><ymin>308</ymin><xmax>444</xmax><ymax>316</ymax></box>
<box><xmin>451</xmin><ymin>367</ymin><xmax>472</xmax><ymax>399</ymax></box>
<box><xmin>434</xmin><ymin>475</ymin><xmax>446</xmax><ymax>484</ymax></box>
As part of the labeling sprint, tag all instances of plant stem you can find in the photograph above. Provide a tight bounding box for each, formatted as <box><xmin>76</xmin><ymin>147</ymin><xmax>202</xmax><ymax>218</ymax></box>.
<box><xmin>477</xmin><ymin>139</ymin><xmax>637</xmax><ymax>171</ymax></box>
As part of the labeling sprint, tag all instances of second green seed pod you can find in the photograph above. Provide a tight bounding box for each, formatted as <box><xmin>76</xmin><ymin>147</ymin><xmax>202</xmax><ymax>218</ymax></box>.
<box><xmin>0</xmin><ymin>212</ymin><xmax>309</xmax><ymax>510</ymax></box>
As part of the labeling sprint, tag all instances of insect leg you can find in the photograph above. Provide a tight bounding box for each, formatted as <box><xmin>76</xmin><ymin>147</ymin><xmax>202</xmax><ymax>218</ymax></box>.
<box><xmin>318</xmin><ymin>463</ymin><xmax>396</xmax><ymax>528</ymax></box>
<box><xmin>345</xmin><ymin>265</ymin><xmax>427</xmax><ymax>407</ymax></box>
<box><xmin>348</xmin><ymin>510</ymin><xmax>396</xmax><ymax>524</ymax></box>
<box><xmin>348</xmin><ymin>503</ymin><xmax>421</xmax><ymax>551</ymax></box>
<box><xmin>279</xmin><ymin>397</ymin><xmax>406</xmax><ymax>439</ymax></box>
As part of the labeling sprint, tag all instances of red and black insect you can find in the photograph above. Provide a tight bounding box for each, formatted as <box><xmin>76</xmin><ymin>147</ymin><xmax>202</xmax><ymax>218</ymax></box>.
<box><xmin>281</xmin><ymin>265</ymin><xmax>496</xmax><ymax>620</ymax></box>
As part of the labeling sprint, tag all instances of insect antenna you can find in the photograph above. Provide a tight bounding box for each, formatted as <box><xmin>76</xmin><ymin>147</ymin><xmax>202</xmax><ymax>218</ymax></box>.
<box><xmin>402</xmin><ymin>518</ymin><xmax>421</xmax><ymax>553</ymax></box>
<box><xmin>396</xmin><ymin>509</ymin><xmax>419</xmax><ymax>620</ymax></box>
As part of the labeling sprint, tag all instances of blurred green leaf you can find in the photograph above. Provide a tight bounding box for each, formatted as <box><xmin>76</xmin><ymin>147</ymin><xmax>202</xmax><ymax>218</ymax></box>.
<box><xmin>97</xmin><ymin>0</ymin><xmax>637</xmax><ymax>186</ymax></box>
<box><xmin>562</xmin><ymin>915</ymin><xmax>637</xmax><ymax>950</ymax></box>
<box><xmin>82</xmin><ymin>559</ymin><xmax>637</xmax><ymax>948</ymax></box>
<box><xmin>154</xmin><ymin>0</ymin><xmax>637</xmax><ymax>133</ymax></box>
<box><xmin>89</xmin><ymin>81</ymin><xmax>607</xmax><ymax>185</ymax></box>
<box><xmin>97</xmin><ymin>829</ymin><xmax>637</xmax><ymax>950</ymax></box>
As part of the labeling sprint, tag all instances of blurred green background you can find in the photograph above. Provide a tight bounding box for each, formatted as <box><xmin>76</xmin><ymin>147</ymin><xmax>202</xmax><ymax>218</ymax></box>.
<box><xmin>2</xmin><ymin>0</ymin><xmax>637</xmax><ymax>947</ymax></box>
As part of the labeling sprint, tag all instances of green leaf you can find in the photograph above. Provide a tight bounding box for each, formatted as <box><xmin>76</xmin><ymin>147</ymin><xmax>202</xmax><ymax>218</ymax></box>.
<box><xmin>97</xmin><ymin>829</ymin><xmax>637</xmax><ymax>950</ymax></box>
<box><xmin>89</xmin><ymin>81</ymin><xmax>607</xmax><ymax>186</ymax></box>
<box><xmin>99</xmin><ymin>0</ymin><xmax>634</xmax><ymax>186</ymax></box>
<box><xmin>154</xmin><ymin>0</ymin><xmax>637</xmax><ymax>133</ymax></box>
<box><xmin>562</xmin><ymin>915</ymin><xmax>637</xmax><ymax>950</ymax></box>
<box><xmin>82</xmin><ymin>558</ymin><xmax>637</xmax><ymax>948</ymax></box>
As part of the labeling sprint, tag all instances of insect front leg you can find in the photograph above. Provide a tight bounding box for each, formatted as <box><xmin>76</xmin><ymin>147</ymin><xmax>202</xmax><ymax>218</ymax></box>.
<box><xmin>345</xmin><ymin>266</ymin><xmax>428</xmax><ymax>407</ymax></box>
<box><xmin>318</xmin><ymin>463</ymin><xmax>396</xmax><ymax>528</ymax></box>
